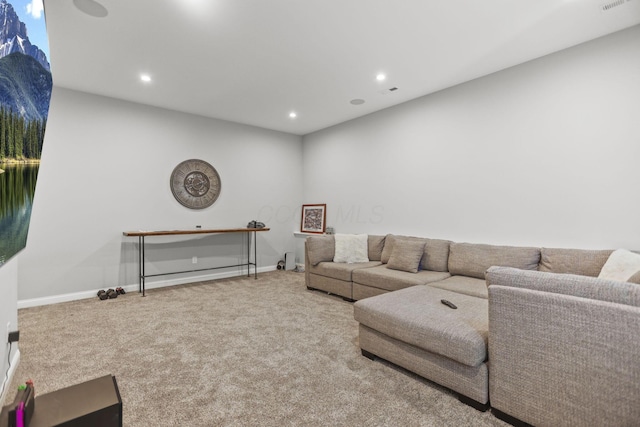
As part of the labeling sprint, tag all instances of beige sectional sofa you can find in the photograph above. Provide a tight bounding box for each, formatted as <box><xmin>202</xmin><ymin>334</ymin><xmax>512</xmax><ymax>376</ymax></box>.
<box><xmin>304</xmin><ymin>234</ymin><xmax>640</xmax><ymax>425</ymax></box>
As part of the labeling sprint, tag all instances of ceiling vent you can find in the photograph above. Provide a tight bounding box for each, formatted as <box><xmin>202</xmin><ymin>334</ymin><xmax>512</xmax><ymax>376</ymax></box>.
<box><xmin>378</xmin><ymin>87</ymin><xmax>399</xmax><ymax>95</ymax></box>
<box><xmin>601</xmin><ymin>0</ymin><xmax>627</xmax><ymax>11</ymax></box>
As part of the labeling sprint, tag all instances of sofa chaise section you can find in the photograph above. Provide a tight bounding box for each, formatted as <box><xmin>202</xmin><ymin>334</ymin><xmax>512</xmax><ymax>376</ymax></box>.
<box><xmin>352</xmin><ymin>241</ymin><xmax>543</xmax><ymax>409</ymax></box>
<box><xmin>354</xmin><ymin>285</ymin><xmax>490</xmax><ymax>409</ymax></box>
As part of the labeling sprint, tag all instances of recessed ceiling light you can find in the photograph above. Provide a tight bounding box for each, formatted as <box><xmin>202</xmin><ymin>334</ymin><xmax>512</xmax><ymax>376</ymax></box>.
<box><xmin>73</xmin><ymin>0</ymin><xmax>108</xmax><ymax>18</ymax></box>
<box><xmin>350</xmin><ymin>99</ymin><xmax>365</xmax><ymax>105</ymax></box>
<box><xmin>376</xmin><ymin>73</ymin><xmax>386</xmax><ymax>82</ymax></box>
<box><xmin>140</xmin><ymin>74</ymin><xmax>152</xmax><ymax>83</ymax></box>
<box><xmin>289</xmin><ymin>112</ymin><xmax>297</xmax><ymax>119</ymax></box>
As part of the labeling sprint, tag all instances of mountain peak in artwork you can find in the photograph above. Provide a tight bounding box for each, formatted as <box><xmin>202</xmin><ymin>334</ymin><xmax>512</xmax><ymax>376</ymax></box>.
<box><xmin>0</xmin><ymin>0</ymin><xmax>49</xmax><ymax>71</ymax></box>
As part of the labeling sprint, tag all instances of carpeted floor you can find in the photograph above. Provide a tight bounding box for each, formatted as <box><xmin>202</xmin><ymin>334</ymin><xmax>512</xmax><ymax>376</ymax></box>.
<box><xmin>5</xmin><ymin>271</ymin><xmax>508</xmax><ymax>426</ymax></box>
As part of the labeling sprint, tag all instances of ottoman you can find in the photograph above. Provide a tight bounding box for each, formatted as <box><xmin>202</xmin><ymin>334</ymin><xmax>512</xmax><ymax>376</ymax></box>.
<box><xmin>353</xmin><ymin>285</ymin><xmax>489</xmax><ymax>409</ymax></box>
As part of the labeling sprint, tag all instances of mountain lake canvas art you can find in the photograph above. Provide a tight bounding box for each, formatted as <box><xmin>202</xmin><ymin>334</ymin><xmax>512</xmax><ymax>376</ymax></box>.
<box><xmin>0</xmin><ymin>0</ymin><xmax>51</xmax><ymax>266</ymax></box>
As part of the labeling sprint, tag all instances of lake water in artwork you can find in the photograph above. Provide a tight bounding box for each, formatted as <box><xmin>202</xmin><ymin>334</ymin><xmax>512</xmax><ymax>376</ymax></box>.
<box><xmin>0</xmin><ymin>163</ymin><xmax>39</xmax><ymax>265</ymax></box>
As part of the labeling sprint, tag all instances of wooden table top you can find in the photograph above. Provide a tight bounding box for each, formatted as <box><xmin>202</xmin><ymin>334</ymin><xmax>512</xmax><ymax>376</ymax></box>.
<box><xmin>123</xmin><ymin>227</ymin><xmax>270</xmax><ymax>237</ymax></box>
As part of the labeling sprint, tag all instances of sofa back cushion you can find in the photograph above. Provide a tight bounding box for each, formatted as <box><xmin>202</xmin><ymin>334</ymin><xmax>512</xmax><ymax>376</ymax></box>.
<box><xmin>423</xmin><ymin>238</ymin><xmax>451</xmax><ymax>272</ymax></box>
<box><xmin>628</xmin><ymin>271</ymin><xmax>640</xmax><ymax>285</ymax></box>
<box><xmin>448</xmin><ymin>242</ymin><xmax>540</xmax><ymax>279</ymax></box>
<box><xmin>380</xmin><ymin>235</ymin><xmax>451</xmax><ymax>272</ymax></box>
<box><xmin>539</xmin><ymin>248</ymin><xmax>612</xmax><ymax>277</ymax></box>
<box><xmin>368</xmin><ymin>235</ymin><xmax>386</xmax><ymax>261</ymax></box>
<box><xmin>306</xmin><ymin>235</ymin><xmax>335</xmax><ymax>266</ymax></box>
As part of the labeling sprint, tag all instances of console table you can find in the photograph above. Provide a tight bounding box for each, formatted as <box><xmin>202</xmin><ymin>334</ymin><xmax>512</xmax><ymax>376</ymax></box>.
<box><xmin>123</xmin><ymin>228</ymin><xmax>270</xmax><ymax>296</ymax></box>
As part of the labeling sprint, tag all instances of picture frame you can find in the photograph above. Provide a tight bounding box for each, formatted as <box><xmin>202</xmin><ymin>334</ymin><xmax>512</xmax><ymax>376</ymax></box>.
<box><xmin>301</xmin><ymin>204</ymin><xmax>326</xmax><ymax>234</ymax></box>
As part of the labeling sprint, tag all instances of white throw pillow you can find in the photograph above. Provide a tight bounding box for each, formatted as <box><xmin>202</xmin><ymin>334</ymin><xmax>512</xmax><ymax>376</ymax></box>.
<box><xmin>598</xmin><ymin>249</ymin><xmax>640</xmax><ymax>282</ymax></box>
<box><xmin>333</xmin><ymin>234</ymin><xmax>369</xmax><ymax>263</ymax></box>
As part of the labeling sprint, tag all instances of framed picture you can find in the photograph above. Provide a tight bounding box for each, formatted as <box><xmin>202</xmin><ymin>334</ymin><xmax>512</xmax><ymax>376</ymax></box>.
<box><xmin>301</xmin><ymin>204</ymin><xmax>326</xmax><ymax>234</ymax></box>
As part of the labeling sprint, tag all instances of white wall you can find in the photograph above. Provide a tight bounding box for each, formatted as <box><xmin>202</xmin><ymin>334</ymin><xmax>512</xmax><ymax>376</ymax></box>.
<box><xmin>0</xmin><ymin>255</ymin><xmax>19</xmax><ymax>402</ymax></box>
<box><xmin>303</xmin><ymin>25</ymin><xmax>640</xmax><ymax>251</ymax></box>
<box><xmin>18</xmin><ymin>88</ymin><xmax>303</xmax><ymax>303</ymax></box>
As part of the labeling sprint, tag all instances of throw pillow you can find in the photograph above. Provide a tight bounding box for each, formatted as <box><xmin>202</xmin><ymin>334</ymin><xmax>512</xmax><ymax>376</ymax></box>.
<box><xmin>386</xmin><ymin>239</ymin><xmax>426</xmax><ymax>273</ymax></box>
<box><xmin>598</xmin><ymin>249</ymin><xmax>640</xmax><ymax>282</ymax></box>
<box><xmin>333</xmin><ymin>234</ymin><xmax>369</xmax><ymax>263</ymax></box>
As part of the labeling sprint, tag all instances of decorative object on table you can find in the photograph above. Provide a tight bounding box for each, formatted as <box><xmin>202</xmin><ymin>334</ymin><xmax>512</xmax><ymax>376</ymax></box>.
<box><xmin>301</xmin><ymin>204</ymin><xmax>326</xmax><ymax>234</ymax></box>
<box><xmin>326</xmin><ymin>226</ymin><xmax>335</xmax><ymax>235</ymax></box>
<box><xmin>247</xmin><ymin>220</ymin><xmax>266</xmax><ymax>229</ymax></box>
<box><xmin>170</xmin><ymin>159</ymin><xmax>221</xmax><ymax>209</ymax></box>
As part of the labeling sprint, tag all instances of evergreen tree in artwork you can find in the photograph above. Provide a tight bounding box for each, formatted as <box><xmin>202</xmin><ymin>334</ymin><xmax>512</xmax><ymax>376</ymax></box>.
<box><xmin>0</xmin><ymin>106</ymin><xmax>45</xmax><ymax>160</ymax></box>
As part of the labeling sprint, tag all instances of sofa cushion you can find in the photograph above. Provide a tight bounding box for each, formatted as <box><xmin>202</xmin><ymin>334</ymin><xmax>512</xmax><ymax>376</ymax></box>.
<box><xmin>428</xmin><ymin>276</ymin><xmax>488</xmax><ymax>299</ymax></box>
<box><xmin>539</xmin><ymin>248</ymin><xmax>613</xmax><ymax>277</ymax></box>
<box><xmin>354</xmin><ymin>285</ymin><xmax>489</xmax><ymax>367</ymax></box>
<box><xmin>387</xmin><ymin>239</ymin><xmax>426</xmax><ymax>273</ymax></box>
<box><xmin>309</xmin><ymin>260</ymin><xmax>382</xmax><ymax>282</ymax></box>
<box><xmin>353</xmin><ymin>265</ymin><xmax>450</xmax><ymax>292</ymax></box>
<box><xmin>306</xmin><ymin>235</ymin><xmax>334</xmax><ymax>266</ymax></box>
<box><xmin>333</xmin><ymin>234</ymin><xmax>369</xmax><ymax>263</ymax></box>
<box><xmin>448</xmin><ymin>243</ymin><xmax>540</xmax><ymax>279</ymax></box>
<box><xmin>423</xmin><ymin>239</ymin><xmax>451</xmax><ymax>272</ymax></box>
<box><xmin>598</xmin><ymin>249</ymin><xmax>640</xmax><ymax>282</ymax></box>
<box><xmin>368</xmin><ymin>235</ymin><xmax>386</xmax><ymax>261</ymax></box>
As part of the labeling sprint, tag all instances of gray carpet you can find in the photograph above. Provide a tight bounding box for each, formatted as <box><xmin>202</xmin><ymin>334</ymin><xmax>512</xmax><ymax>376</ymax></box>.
<box><xmin>5</xmin><ymin>271</ymin><xmax>507</xmax><ymax>426</ymax></box>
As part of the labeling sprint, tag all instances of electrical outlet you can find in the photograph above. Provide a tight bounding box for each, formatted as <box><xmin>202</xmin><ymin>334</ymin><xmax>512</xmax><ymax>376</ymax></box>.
<box><xmin>192</xmin><ymin>256</ymin><xmax>197</xmax><ymax>264</ymax></box>
<box><xmin>6</xmin><ymin>322</ymin><xmax>19</xmax><ymax>343</ymax></box>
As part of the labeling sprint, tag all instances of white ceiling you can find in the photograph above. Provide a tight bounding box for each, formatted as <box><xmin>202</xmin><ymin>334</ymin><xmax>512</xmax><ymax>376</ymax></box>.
<box><xmin>43</xmin><ymin>0</ymin><xmax>640</xmax><ymax>136</ymax></box>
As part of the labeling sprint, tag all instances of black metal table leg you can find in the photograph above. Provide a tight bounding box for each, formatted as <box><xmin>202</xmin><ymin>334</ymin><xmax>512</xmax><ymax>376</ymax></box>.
<box><xmin>137</xmin><ymin>236</ymin><xmax>142</xmax><ymax>293</ymax></box>
<box><xmin>141</xmin><ymin>235</ymin><xmax>146</xmax><ymax>297</ymax></box>
<box><xmin>254</xmin><ymin>230</ymin><xmax>258</xmax><ymax>279</ymax></box>
<box><xmin>246</xmin><ymin>232</ymin><xmax>250</xmax><ymax>277</ymax></box>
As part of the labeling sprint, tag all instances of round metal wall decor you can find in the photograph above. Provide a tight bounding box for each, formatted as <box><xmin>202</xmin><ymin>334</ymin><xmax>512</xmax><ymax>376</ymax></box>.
<box><xmin>170</xmin><ymin>159</ymin><xmax>221</xmax><ymax>209</ymax></box>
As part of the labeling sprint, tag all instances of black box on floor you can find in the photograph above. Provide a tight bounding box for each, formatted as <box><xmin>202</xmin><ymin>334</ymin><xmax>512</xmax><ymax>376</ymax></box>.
<box><xmin>2</xmin><ymin>375</ymin><xmax>122</xmax><ymax>427</ymax></box>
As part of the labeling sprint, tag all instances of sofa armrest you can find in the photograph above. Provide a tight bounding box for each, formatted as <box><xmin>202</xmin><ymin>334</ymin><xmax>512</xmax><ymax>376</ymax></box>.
<box><xmin>487</xmin><ymin>267</ymin><xmax>640</xmax><ymax>426</ymax></box>
<box><xmin>305</xmin><ymin>235</ymin><xmax>335</xmax><ymax>286</ymax></box>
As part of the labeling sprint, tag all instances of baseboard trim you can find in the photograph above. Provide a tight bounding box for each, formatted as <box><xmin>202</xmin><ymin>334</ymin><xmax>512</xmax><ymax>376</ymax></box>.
<box><xmin>18</xmin><ymin>265</ymin><xmax>277</xmax><ymax>308</ymax></box>
<box><xmin>0</xmin><ymin>348</ymin><xmax>20</xmax><ymax>404</ymax></box>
